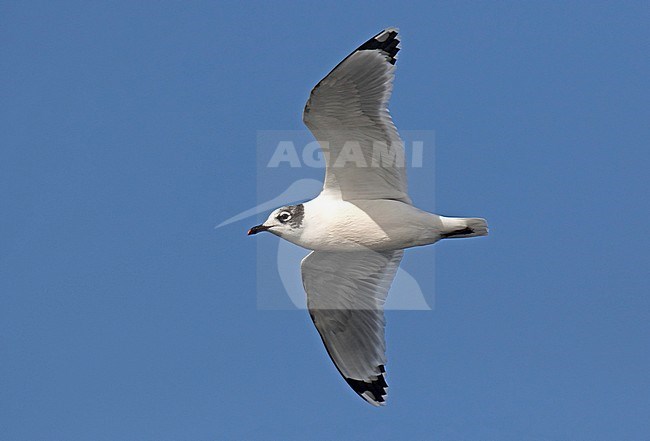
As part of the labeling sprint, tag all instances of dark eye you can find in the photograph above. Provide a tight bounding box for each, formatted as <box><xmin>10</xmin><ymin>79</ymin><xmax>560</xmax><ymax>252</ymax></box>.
<box><xmin>277</xmin><ymin>211</ymin><xmax>292</xmax><ymax>222</ymax></box>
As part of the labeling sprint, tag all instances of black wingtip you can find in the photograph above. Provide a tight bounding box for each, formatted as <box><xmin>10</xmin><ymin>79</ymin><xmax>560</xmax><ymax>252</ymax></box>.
<box><xmin>357</xmin><ymin>28</ymin><xmax>400</xmax><ymax>65</ymax></box>
<box><xmin>345</xmin><ymin>365</ymin><xmax>388</xmax><ymax>406</ymax></box>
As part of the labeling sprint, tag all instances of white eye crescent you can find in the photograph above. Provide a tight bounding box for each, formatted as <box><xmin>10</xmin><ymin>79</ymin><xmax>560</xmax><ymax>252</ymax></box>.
<box><xmin>278</xmin><ymin>211</ymin><xmax>292</xmax><ymax>222</ymax></box>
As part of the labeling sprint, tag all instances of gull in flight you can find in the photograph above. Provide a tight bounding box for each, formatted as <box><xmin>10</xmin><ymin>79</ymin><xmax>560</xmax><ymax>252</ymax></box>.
<box><xmin>248</xmin><ymin>28</ymin><xmax>488</xmax><ymax>406</ymax></box>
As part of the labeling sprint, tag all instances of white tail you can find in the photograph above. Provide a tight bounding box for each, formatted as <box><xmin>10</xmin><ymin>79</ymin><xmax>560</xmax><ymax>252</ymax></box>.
<box><xmin>439</xmin><ymin>217</ymin><xmax>488</xmax><ymax>239</ymax></box>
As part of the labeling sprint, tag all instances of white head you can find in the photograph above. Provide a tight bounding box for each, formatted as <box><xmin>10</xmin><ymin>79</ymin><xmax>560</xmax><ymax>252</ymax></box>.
<box><xmin>247</xmin><ymin>203</ymin><xmax>305</xmax><ymax>242</ymax></box>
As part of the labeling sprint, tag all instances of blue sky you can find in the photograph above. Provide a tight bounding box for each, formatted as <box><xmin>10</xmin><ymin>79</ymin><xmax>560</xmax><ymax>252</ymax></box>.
<box><xmin>1</xmin><ymin>1</ymin><xmax>649</xmax><ymax>440</ymax></box>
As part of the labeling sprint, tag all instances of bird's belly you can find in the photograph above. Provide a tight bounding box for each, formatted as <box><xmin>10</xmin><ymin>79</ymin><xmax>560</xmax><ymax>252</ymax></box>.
<box><xmin>301</xmin><ymin>226</ymin><xmax>394</xmax><ymax>251</ymax></box>
<box><xmin>296</xmin><ymin>199</ymin><xmax>442</xmax><ymax>251</ymax></box>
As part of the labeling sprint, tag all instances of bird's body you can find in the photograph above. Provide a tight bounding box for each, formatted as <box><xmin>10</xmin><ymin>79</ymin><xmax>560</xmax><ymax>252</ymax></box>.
<box><xmin>248</xmin><ymin>28</ymin><xmax>488</xmax><ymax>406</ymax></box>
<box><xmin>278</xmin><ymin>197</ymin><xmax>482</xmax><ymax>252</ymax></box>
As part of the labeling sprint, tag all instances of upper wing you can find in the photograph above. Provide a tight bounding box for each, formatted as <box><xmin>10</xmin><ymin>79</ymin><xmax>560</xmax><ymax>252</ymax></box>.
<box><xmin>301</xmin><ymin>249</ymin><xmax>403</xmax><ymax>406</ymax></box>
<box><xmin>303</xmin><ymin>28</ymin><xmax>410</xmax><ymax>204</ymax></box>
